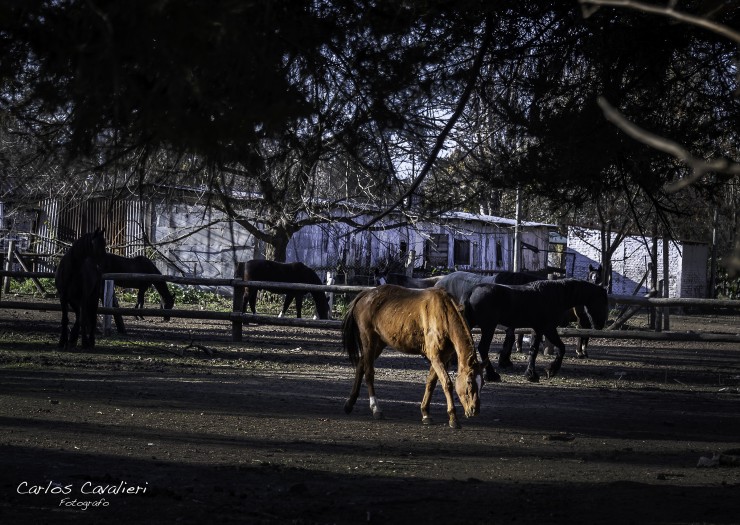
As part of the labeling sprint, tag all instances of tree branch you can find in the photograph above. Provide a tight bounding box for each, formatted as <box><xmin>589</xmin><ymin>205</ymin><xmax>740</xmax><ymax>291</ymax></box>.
<box><xmin>357</xmin><ymin>15</ymin><xmax>494</xmax><ymax>232</ymax></box>
<box><xmin>580</xmin><ymin>0</ymin><xmax>740</xmax><ymax>44</ymax></box>
<box><xmin>596</xmin><ymin>97</ymin><xmax>740</xmax><ymax>192</ymax></box>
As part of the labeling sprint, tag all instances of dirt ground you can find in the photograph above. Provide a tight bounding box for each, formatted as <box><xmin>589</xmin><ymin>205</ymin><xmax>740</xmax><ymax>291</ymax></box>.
<box><xmin>0</xmin><ymin>301</ymin><xmax>739</xmax><ymax>525</ymax></box>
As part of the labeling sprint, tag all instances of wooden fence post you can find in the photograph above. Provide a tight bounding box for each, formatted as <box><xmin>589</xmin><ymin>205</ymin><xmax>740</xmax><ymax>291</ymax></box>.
<box><xmin>3</xmin><ymin>240</ymin><xmax>16</xmax><ymax>294</ymax></box>
<box><xmin>103</xmin><ymin>279</ymin><xmax>114</xmax><ymax>336</ymax></box>
<box><xmin>326</xmin><ymin>271</ymin><xmax>335</xmax><ymax>316</ymax></box>
<box><xmin>232</xmin><ymin>262</ymin><xmax>245</xmax><ymax>342</ymax></box>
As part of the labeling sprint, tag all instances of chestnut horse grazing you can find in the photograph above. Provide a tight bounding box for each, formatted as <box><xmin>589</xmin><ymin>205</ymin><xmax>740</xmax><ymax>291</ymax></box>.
<box><xmin>342</xmin><ymin>285</ymin><xmax>483</xmax><ymax>429</ymax></box>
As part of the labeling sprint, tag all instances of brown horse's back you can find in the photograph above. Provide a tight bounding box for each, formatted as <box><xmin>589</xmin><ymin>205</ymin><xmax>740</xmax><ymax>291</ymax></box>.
<box><xmin>347</xmin><ymin>285</ymin><xmax>472</xmax><ymax>360</ymax></box>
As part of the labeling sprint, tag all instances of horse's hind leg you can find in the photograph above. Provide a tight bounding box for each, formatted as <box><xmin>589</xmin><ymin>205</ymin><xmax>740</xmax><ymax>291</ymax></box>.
<box><xmin>345</xmin><ymin>337</ymin><xmax>384</xmax><ymax>419</ymax></box>
<box><xmin>524</xmin><ymin>333</ymin><xmax>543</xmax><ymax>382</ymax></box>
<box><xmin>364</xmin><ymin>360</ymin><xmax>383</xmax><ymax>420</ymax></box>
<box><xmin>344</xmin><ymin>361</ymin><xmax>365</xmax><ymax>415</ymax></box>
<box><xmin>420</xmin><ymin>366</ymin><xmax>439</xmax><ymax>425</ymax></box>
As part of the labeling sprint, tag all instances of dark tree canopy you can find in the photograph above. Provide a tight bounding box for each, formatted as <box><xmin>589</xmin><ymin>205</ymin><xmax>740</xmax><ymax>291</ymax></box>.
<box><xmin>1</xmin><ymin>1</ymin><xmax>738</xmax><ymax>267</ymax></box>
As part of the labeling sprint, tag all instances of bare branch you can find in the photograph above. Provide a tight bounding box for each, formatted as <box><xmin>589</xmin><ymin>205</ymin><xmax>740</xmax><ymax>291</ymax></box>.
<box><xmin>596</xmin><ymin>97</ymin><xmax>740</xmax><ymax>192</ymax></box>
<box><xmin>357</xmin><ymin>15</ymin><xmax>494</xmax><ymax>232</ymax></box>
<box><xmin>580</xmin><ymin>0</ymin><xmax>740</xmax><ymax>44</ymax></box>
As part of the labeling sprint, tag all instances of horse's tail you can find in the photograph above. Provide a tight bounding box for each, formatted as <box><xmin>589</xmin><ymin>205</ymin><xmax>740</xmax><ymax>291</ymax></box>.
<box><xmin>341</xmin><ymin>295</ymin><xmax>362</xmax><ymax>366</ymax></box>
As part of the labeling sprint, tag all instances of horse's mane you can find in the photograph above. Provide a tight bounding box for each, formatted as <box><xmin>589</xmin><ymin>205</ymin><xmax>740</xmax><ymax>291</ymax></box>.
<box><xmin>429</xmin><ymin>288</ymin><xmax>478</xmax><ymax>369</ymax></box>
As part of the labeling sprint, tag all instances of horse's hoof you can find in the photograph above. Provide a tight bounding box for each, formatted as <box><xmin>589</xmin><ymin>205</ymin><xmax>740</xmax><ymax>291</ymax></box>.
<box><xmin>343</xmin><ymin>402</ymin><xmax>354</xmax><ymax>415</ymax></box>
<box><xmin>373</xmin><ymin>411</ymin><xmax>384</xmax><ymax>420</ymax></box>
<box><xmin>449</xmin><ymin>420</ymin><xmax>461</xmax><ymax>429</ymax></box>
<box><xmin>422</xmin><ymin>416</ymin><xmax>434</xmax><ymax>426</ymax></box>
<box><xmin>546</xmin><ymin>368</ymin><xmax>559</xmax><ymax>379</ymax></box>
<box><xmin>499</xmin><ymin>358</ymin><xmax>514</xmax><ymax>369</ymax></box>
<box><xmin>525</xmin><ymin>369</ymin><xmax>539</xmax><ymax>383</ymax></box>
<box><xmin>485</xmin><ymin>370</ymin><xmax>501</xmax><ymax>383</ymax></box>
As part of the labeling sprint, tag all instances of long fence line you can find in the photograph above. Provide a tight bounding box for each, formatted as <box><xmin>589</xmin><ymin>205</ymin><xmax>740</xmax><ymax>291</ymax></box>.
<box><xmin>1</xmin><ymin>269</ymin><xmax>739</xmax><ymax>344</ymax></box>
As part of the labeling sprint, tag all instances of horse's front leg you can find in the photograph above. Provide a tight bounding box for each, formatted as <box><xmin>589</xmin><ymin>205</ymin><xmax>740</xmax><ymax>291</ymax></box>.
<box><xmin>363</xmin><ymin>363</ymin><xmax>383</xmax><ymax>419</ymax></box>
<box><xmin>135</xmin><ymin>286</ymin><xmax>146</xmax><ymax>319</ymax></box>
<box><xmin>544</xmin><ymin>328</ymin><xmax>567</xmax><ymax>378</ymax></box>
<box><xmin>478</xmin><ymin>326</ymin><xmax>501</xmax><ymax>383</ymax></box>
<box><xmin>499</xmin><ymin>327</ymin><xmax>515</xmax><ymax>369</ymax></box>
<box><xmin>429</xmin><ymin>358</ymin><xmax>460</xmax><ymax>429</ymax></box>
<box><xmin>279</xmin><ymin>293</ymin><xmax>296</xmax><ymax>318</ymax></box>
<box><xmin>515</xmin><ymin>332</ymin><xmax>524</xmax><ymax>352</ymax></box>
<box><xmin>524</xmin><ymin>332</ymin><xmax>543</xmax><ymax>382</ymax></box>
<box><xmin>58</xmin><ymin>298</ymin><xmax>69</xmax><ymax>349</ymax></box>
<box><xmin>420</xmin><ymin>366</ymin><xmax>439</xmax><ymax>425</ymax></box>
<box><xmin>247</xmin><ymin>289</ymin><xmax>258</xmax><ymax>315</ymax></box>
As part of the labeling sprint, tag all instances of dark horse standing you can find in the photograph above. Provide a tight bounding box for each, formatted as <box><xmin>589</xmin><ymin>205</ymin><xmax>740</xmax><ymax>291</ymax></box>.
<box><xmin>54</xmin><ymin>228</ymin><xmax>107</xmax><ymax>350</ymax></box>
<box><xmin>242</xmin><ymin>260</ymin><xmax>331</xmax><ymax>319</ymax></box>
<box><xmin>463</xmin><ymin>279</ymin><xmax>609</xmax><ymax>382</ymax></box>
<box><xmin>103</xmin><ymin>253</ymin><xmax>175</xmax><ymax>322</ymax></box>
<box><xmin>436</xmin><ymin>270</ymin><xmax>557</xmax><ymax>378</ymax></box>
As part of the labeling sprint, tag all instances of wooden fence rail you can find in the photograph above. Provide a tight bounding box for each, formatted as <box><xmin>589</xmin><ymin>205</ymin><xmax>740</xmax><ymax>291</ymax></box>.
<box><xmin>1</xmin><ymin>269</ymin><xmax>738</xmax><ymax>344</ymax></box>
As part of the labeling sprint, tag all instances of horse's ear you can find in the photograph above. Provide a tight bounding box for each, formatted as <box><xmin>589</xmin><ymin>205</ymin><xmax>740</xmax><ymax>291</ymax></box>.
<box><xmin>589</xmin><ymin>264</ymin><xmax>595</xmax><ymax>271</ymax></box>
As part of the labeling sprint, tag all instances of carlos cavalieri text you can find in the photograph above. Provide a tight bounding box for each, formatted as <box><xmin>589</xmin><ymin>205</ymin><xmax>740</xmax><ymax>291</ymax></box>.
<box><xmin>17</xmin><ymin>480</ymin><xmax>148</xmax><ymax>495</ymax></box>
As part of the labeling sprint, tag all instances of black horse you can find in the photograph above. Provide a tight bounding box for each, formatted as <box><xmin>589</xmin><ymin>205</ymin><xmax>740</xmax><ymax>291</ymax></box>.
<box><xmin>463</xmin><ymin>279</ymin><xmax>609</xmax><ymax>382</ymax></box>
<box><xmin>435</xmin><ymin>270</ymin><xmax>556</xmax><ymax>379</ymax></box>
<box><xmin>435</xmin><ymin>270</ymin><xmax>552</xmax><ymax>303</ymax></box>
<box><xmin>54</xmin><ymin>228</ymin><xmax>107</xmax><ymax>350</ymax></box>
<box><xmin>242</xmin><ymin>260</ymin><xmax>331</xmax><ymax>319</ymax></box>
<box><xmin>103</xmin><ymin>253</ymin><xmax>175</xmax><ymax>322</ymax></box>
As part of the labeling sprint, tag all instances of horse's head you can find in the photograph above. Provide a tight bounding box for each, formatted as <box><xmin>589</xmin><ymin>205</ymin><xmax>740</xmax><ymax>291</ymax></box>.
<box><xmin>161</xmin><ymin>285</ymin><xmax>175</xmax><ymax>321</ymax></box>
<box><xmin>313</xmin><ymin>292</ymin><xmax>331</xmax><ymax>320</ymax></box>
<box><xmin>90</xmin><ymin>228</ymin><xmax>107</xmax><ymax>266</ymax></box>
<box><xmin>588</xmin><ymin>263</ymin><xmax>611</xmax><ymax>289</ymax></box>
<box><xmin>455</xmin><ymin>362</ymin><xmax>483</xmax><ymax>419</ymax></box>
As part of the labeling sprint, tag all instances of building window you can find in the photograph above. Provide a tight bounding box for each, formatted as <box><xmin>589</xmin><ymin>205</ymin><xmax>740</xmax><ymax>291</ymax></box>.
<box><xmin>425</xmin><ymin>233</ymin><xmax>448</xmax><ymax>267</ymax></box>
<box><xmin>496</xmin><ymin>240</ymin><xmax>503</xmax><ymax>267</ymax></box>
<box><xmin>453</xmin><ymin>239</ymin><xmax>470</xmax><ymax>266</ymax></box>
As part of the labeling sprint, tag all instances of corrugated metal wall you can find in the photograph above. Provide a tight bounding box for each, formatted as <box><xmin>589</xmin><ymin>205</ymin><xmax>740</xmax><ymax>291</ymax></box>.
<box><xmin>36</xmin><ymin>197</ymin><xmax>148</xmax><ymax>260</ymax></box>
